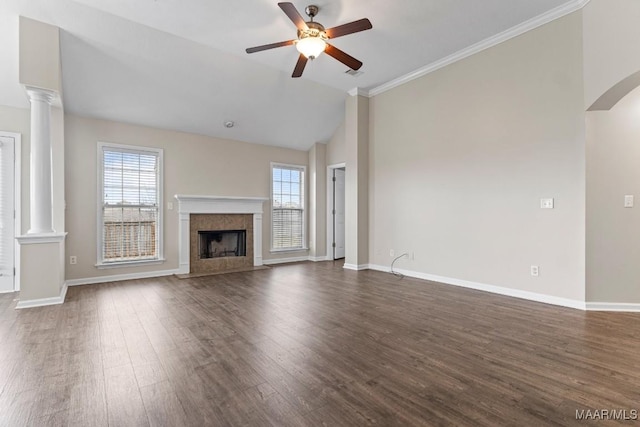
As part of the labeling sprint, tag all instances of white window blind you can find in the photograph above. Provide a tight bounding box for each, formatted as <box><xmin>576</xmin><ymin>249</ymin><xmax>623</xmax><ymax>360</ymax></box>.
<box><xmin>0</xmin><ymin>137</ymin><xmax>15</xmax><ymax>289</ymax></box>
<box><xmin>272</xmin><ymin>164</ymin><xmax>305</xmax><ymax>250</ymax></box>
<box><xmin>99</xmin><ymin>143</ymin><xmax>162</xmax><ymax>264</ymax></box>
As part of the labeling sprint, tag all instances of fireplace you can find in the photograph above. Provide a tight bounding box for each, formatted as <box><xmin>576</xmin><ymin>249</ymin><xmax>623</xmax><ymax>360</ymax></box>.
<box><xmin>199</xmin><ymin>229</ymin><xmax>246</xmax><ymax>259</ymax></box>
<box><xmin>175</xmin><ymin>195</ymin><xmax>268</xmax><ymax>275</ymax></box>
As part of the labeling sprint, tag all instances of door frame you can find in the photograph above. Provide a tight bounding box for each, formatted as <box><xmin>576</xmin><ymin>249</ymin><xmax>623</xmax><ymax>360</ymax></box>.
<box><xmin>0</xmin><ymin>131</ymin><xmax>21</xmax><ymax>292</ymax></box>
<box><xmin>326</xmin><ymin>162</ymin><xmax>345</xmax><ymax>261</ymax></box>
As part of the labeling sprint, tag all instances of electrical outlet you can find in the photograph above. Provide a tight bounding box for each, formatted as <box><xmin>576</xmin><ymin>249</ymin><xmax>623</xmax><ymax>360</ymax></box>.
<box><xmin>530</xmin><ymin>265</ymin><xmax>539</xmax><ymax>277</ymax></box>
<box><xmin>540</xmin><ymin>198</ymin><xmax>554</xmax><ymax>209</ymax></box>
<box><xmin>167</xmin><ymin>202</ymin><xmax>174</xmax><ymax>210</ymax></box>
<box><xmin>389</xmin><ymin>249</ymin><xmax>395</xmax><ymax>257</ymax></box>
<box><xmin>70</xmin><ymin>256</ymin><xmax>77</xmax><ymax>265</ymax></box>
<box><xmin>624</xmin><ymin>195</ymin><xmax>634</xmax><ymax>208</ymax></box>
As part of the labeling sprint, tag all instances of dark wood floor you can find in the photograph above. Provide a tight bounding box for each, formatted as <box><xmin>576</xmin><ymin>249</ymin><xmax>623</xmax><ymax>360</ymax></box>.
<box><xmin>1</xmin><ymin>262</ymin><xmax>639</xmax><ymax>426</ymax></box>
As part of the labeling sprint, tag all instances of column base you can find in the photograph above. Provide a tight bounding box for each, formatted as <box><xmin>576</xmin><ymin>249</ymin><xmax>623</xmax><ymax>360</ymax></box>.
<box><xmin>16</xmin><ymin>232</ymin><xmax>67</xmax><ymax>309</ymax></box>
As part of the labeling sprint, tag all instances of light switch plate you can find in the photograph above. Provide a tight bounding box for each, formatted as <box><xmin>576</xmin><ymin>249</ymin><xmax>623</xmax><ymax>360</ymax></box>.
<box><xmin>624</xmin><ymin>195</ymin><xmax>634</xmax><ymax>208</ymax></box>
<box><xmin>540</xmin><ymin>198</ymin><xmax>554</xmax><ymax>209</ymax></box>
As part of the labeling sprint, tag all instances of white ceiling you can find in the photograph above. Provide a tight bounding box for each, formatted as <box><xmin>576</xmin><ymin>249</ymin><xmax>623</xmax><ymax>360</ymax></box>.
<box><xmin>0</xmin><ymin>0</ymin><xmax>576</xmax><ymax>150</ymax></box>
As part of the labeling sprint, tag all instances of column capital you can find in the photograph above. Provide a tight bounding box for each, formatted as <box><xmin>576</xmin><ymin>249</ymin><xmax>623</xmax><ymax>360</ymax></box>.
<box><xmin>24</xmin><ymin>86</ymin><xmax>56</xmax><ymax>104</ymax></box>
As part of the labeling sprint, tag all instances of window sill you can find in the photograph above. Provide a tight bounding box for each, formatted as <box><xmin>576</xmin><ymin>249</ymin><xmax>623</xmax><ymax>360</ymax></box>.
<box><xmin>270</xmin><ymin>248</ymin><xmax>309</xmax><ymax>254</ymax></box>
<box><xmin>95</xmin><ymin>258</ymin><xmax>166</xmax><ymax>269</ymax></box>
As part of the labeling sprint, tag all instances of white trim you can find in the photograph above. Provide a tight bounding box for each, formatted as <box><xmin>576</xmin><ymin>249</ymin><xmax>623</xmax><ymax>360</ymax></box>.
<box><xmin>16</xmin><ymin>232</ymin><xmax>67</xmax><ymax>244</ymax></box>
<box><xmin>309</xmin><ymin>256</ymin><xmax>330</xmax><ymax>262</ymax></box>
<box><xmin>66</xmin><ymin>267</ymin><xmax>180</xmax><ymax>287</ymax></box>
<box><xmin>174</xmin><ymin>195</ymin><xmax>267</xmax><ymax>273</ymax></box>
<box><xmin>95</xmin><ymin>258</ymin><xmax>166</xmax><ymax>269</ymax></box>
<box><xmin>16</xmin><ymin>282</ymin><xmax>67</xmax><ymax>309</ymax></box>
<box><xmin>0</xmin><ymin>131</ymin><xmax>21</xmax><ymax>292</ymax></box>
<box><xmin>174</xmin><ymin>195</ymin><xmax>268</xmax><ymax>204</ymax></box>
<box><xmin>326</xmin><ymin>162</ymin><xmax>346</xmax><ymax>261</ymax></box>
<box><xmin>367</xmin><ymin>264</ymin><xmax>586</xmax><ymax>310</ymax></box>
<box><xmin>347</xmin><ymin>88</ymin><xmax>369</xmax><ymax>97</ymax></box>
<box><xmin>367</xmin><ymin>0</ymin><xmax>591</xmax><ymax>97</ymax></box>
<box><xmin>97</xmin><ymin>142</ymin><xmax>164</xmax><ymax>266</ymax></box>
<box><xmin>270</xmin><ymin>248</ymin><xmax>309</xmax><ymax>254</ymax></box>
<box><xmin>586</xmin><ymin>302</ymin><xmax>640</xmax><ymax>312</ymax></box>
<box><xmin>270</xmin><ymin>162</ymin><xmax>307</xmax><ymax>252</ymax></box>
<box><xmin>343</xmin><ymin>263</ymin><xmax>369</xmax><ymax>271</ymax></box>
<box><xmin>262</xmin><ymin>256</ymin><xmax>309</xmax><ymax>265</ymax></box>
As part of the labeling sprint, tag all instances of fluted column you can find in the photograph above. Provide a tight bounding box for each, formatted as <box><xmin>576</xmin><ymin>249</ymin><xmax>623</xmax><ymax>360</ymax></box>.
<box><xmin>25</xmin><ymin>87</ymin><xmax>55</xmax><ymax>235</ymax></box>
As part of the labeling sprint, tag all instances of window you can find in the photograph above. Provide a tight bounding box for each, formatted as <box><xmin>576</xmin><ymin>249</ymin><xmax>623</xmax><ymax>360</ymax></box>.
<box><xmin>97</xmin><ymin>142</ymin><xmax>163</xmax><ymax>267</ymax></box>
<box><xmin>271</xmin><ymin>163</ymin><xmax>305</xmax><ymax>251</ymax></box>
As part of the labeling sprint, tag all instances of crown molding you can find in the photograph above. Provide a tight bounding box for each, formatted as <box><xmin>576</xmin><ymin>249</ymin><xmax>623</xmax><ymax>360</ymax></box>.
<box><xmin>347</xmin><ymin>87</ymin><xmax>370</xmax><ymax>97</ymax></box>
<box><xmin>368</xmin><ymin>0</ymin><xmax>591</xmax><ymax>97</ymax></box>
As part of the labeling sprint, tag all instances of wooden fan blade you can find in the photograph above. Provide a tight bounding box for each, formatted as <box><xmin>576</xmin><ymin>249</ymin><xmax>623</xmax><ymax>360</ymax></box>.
<box><xmin>246</xmin><ymin>40</ymin><xmax>295</xmax><ymax>54</ymax></box>
<box><xmin>278</xmin><ymin>2</ymin><xmax>308</xmax><ymax>31</ymax></box>
<box><xmin>325</xmin><ymin>18</ymin><xmax>372</xmax><ymax>39</ymax></box>
<box><xmin>292</xmin><ymin>54</ymin><xmax>308</xmax><ymax>78</ymax></box>
<box><xmin>325</xmin><ymin>44</ymin><xmax>363</xmax><ymax>70</ymax></box>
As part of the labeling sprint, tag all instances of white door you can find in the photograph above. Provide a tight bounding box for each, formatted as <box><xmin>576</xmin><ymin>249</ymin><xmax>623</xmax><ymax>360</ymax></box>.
<box><xmin>333</xmin><ymin>168</ymin><xmax>345</xmax><ymax>259</ymax></box>
<box><xmin>0</xmin><ymin>135</ymin><xmax>15</xmax><ymax>292</ymax></box>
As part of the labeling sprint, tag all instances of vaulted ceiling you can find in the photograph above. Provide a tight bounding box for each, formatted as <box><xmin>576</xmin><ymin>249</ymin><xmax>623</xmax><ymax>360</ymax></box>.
<box><xmin>1</xmin><ymin>0</ymin><xmax>579</xmax><ymax>150</ymax></box>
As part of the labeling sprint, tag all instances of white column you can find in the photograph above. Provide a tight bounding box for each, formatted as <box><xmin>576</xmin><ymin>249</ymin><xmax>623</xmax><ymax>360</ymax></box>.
<box><xmin>25</xmin><ymin>87</ymin><xmax>55</xmax><ymax>235</ymax></box>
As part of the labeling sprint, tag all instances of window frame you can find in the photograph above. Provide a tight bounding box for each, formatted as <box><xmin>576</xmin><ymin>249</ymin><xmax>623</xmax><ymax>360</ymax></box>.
<box><xmin>270</xmin><ymin>162</ymin><xmax>307</xmax><ymax>253</ymax></box>
<box><xmin>96</xmin><ymin>141</ymin><xmax>164</xmax><ymax>268</ymax></box>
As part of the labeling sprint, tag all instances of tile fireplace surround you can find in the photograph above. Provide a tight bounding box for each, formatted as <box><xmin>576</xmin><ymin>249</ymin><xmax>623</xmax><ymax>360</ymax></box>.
<box><xmin>174</xmin><ymin>195</ymin><xmax>268</xmax><ymax>274</ymax></box>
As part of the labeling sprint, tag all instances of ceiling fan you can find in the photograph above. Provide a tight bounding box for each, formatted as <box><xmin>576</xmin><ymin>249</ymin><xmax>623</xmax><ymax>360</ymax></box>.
<box><xmin>246</xmin><ymin>2</ymin><xmax>372</xmax><ymax>78</ymax></box>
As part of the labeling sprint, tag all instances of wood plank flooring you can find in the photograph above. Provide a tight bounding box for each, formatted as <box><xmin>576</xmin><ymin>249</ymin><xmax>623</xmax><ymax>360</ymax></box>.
<box><xmin>1</xmin><ymin>261</ymin><xmax>640</xmax><ymax>426</ymax></box>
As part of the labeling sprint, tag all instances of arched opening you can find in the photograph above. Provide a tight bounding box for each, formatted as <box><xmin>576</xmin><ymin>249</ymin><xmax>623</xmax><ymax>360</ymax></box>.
<box><xmin>588</xmin><ymin>70</ymin><xmax>640</xmax><ymax>111</ymax></box>
<box><xmin>586</xmin><ymin>80</ymin><xmax>640</xmax><ymax>304</ymax></box>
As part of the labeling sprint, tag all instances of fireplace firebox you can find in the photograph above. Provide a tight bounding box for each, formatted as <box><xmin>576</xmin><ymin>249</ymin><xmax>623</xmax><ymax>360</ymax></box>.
<box><xmin>198</xmin><ymin>230</ymin><xmax>246</xmax><ymax>259</ymax></box>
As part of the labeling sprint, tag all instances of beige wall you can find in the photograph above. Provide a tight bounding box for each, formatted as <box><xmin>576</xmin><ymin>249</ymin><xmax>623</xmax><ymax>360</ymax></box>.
<box><xmin>65</xmin><ymin>115</ymin><xmax>308</xmax><ymax>281</ymax></box>
<box><xmin>345</xmin><ymin>95</ymin><xmax>370</xmax><ymax>267</ymax></box>
<box><xmin>19</xmin><ymin>241</ymin><xmax>64</xmax><ymax>300</ymax></box>
<box><xmin>586</xmin><ymin>86</ymin><xmax>640</xmax><ymax>302</ymax></box>
<box><xmin>51</xmin><ymin>107</ymin><xmax>65</xmax><ymax>234</ymax></box>
<box><xmin>19</xmin><ymin>17</ymin><xmax>61</xmax><ymax>94</ymax></box>
<box><xmin>369</xmin><ymin>12</ymin><xmax>586</xmax><ymax>301</ymax></box>
<box><xmin>308</xmin><ymin>143</ymin><xmax>326</xmax><ymax>259</ymax></box>
<box><xmin>583</xmin><ymin>0</ymin><xmax>640</xmax><ymax>109</ymax></box>
<box><xmin>326</xmin><ymin>121</ymin><xmax>345</xmax><ymax>166</ymax></box>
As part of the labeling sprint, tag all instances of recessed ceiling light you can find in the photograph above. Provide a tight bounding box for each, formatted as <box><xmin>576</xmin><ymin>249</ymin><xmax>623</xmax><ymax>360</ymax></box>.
<box><xmin>224</xmin><ymin>121</ymin><xmax>235</xmax><ymax>128</ymax></box>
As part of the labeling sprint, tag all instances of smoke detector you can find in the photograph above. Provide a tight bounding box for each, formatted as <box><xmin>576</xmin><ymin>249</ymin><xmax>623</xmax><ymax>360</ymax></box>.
<box><xmin>224</xmin><ymin>120</ymin><xmax>235</xmax><ymax>128</ymax></box>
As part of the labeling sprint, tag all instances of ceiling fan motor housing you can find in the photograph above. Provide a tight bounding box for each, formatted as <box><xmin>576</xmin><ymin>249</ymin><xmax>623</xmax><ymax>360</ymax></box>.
<box><xmin>298</xmin><ymin>21</ymin><xmax>327</xmax><ymax>39</ymax></box>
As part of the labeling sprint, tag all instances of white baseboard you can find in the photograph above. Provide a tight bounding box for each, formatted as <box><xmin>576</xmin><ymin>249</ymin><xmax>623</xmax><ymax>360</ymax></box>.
<box><xmin>66</xmin><ymin>268</ymin><xmax>180</xmax><ymax>287</ymax></box>
<box><xmin>586</xmin><ymin>302</ymin><xmax>640</xmax><ymax>312</ymax></box>
<box><xmin>309</xmin><ymin>256</ymin><xmax>330</xmax><ymax>262</ymax></box>
<box><xmin>367</xmin><ymin>264</ymin><xmax>586</xmax><ymax>310</ymax></box>
<box><xmin>343</xmin><ymin>263</ymin><xmax>369</xmax><ymax>271</ymax></box>
<box><xmin>262</xmin><ymin>256</ymin><xmax>310</xmax><ymax>265</ymax></box>
<box><xmin>16</xmin><ymin>282</ymin><xmax>68</xmax><ymax>309</ymax></box>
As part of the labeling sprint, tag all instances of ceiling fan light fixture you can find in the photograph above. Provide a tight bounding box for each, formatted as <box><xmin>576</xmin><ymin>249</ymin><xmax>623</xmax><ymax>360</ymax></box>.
<box><xmin>295</xmin><ymin>36</ymin><xmax>326</xmax><ymax>60</ymax></box>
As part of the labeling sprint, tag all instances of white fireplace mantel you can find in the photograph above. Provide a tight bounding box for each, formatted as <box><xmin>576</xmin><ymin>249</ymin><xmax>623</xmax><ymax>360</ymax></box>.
<box><xmin>174</xmin><ymin>195</ymin><xmax>268</xmax><ymax>274</ymax></box>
